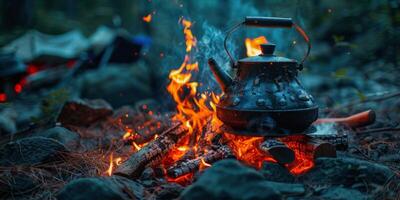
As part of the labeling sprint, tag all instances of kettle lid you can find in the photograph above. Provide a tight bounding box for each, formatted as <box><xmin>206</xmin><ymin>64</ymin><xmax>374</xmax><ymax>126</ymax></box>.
<box><xmin>238</xmin><ymin>43</ymin><xmax>296</xmax><ymax>64</ymax></box>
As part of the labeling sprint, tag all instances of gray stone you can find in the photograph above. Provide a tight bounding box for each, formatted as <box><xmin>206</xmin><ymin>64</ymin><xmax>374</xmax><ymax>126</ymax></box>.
<box><xmin>37</xmin><ymin>126</ymin><xmax>80</xmax><ymax>150</ymax></box>
<box><xmin>262</xmin><ymin>181</ymin><xmax>305</xmax><ymax>196</ymax></box>
<box><xmin>0</xmin><ymin>136</ymin><xmax>68</xmax><ymax>166</ymax></box>
<box><xmin>77</xmin><ymin>64</ymin><xmax>152</xmax><ymax>107</ymax></box>
<box><xmin>0</xmin><ymin>114</ymin><xmax>16</xmax><ymax>135</ymax></box>
<box><xmin>155</xmin><ymin>183</ymin><xmax>184</xmax><ymax>200</ymax></box>
<box><xmin>181</xmin><ymin>159</ymin><xmax>282</xmax><ymax>200</ymax></box>
<box><xmin>319</xmin><ymin>187</ymin><xmax>366</xmax><ymax>200</ymax></box>
<box><xmin>260</xmin><ymin>161</ymin><xmax>295</xmax><ymax>182</ymax></box>
<box><xmin>56</xmin><ymin>176</ymin><xmax>144</xmax><ymax>200</ymax></box>
<box><xmin>57</xmin><ymin>99</ymin><xmax>113</xmax><ymax>127</ymax></box>
<box><xmin>301</xmin><ymin>157</ymin><xmax>394</xmax><ymax>187</ymax></box>
<box><xmin>0</xmin><ymin>108</ymin><xmax>17</xmax><ymax>135</ymax></box>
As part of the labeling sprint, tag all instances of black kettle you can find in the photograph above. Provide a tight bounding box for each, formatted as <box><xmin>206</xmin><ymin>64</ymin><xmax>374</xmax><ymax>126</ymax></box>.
<box><xmin>208</xmin><ymin>16</ymin><xmax>318</xmax><ymax>136</ymax></box>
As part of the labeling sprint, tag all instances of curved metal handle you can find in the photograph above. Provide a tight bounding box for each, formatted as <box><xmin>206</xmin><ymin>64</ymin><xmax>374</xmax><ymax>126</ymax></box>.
<box><xmin>224</xmin><ymin>16</ymin><xmax>311</xmax><ymax>69</ymax></box>
<box><xmin>244</xmin><ymin>16</ymin><xmax>293</xmax><ymax>28</ymax></box>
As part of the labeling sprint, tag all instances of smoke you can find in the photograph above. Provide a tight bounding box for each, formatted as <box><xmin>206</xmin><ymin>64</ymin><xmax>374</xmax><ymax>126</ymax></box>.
<box><xmin>159</xmin><ymin>0</ymin><xmax>299</xmax><ymax>95</ymax></box>
<box><xmin>312</xmin><ymin>123</ymin><xmax>338</xmax><ymax>135</ymax></box>
<box><xmin>194</xmin><ymin>22</ymin><xmax>238</xmax><ymax>91</ymax></box>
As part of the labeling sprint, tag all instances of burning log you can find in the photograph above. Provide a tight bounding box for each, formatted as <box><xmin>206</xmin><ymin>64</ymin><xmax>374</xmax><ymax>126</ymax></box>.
<box><xmin>166</xmin><ymin>145</ymin><xmax>233</xmax><ymax>178</ymax></box>
<box><xmin>305</xmin><ymin>137</ymin><xmax>337</xmax><ymax>159</ymax></box>
<box><xmin>114</xmin><ymin>122</ymin><xmax>188</xmax><ymax>178</ymax></box>
<box><xmin>259</xmin><ymin>138</ymin><xmax>295</xmax><ymax>164</ymax></box>
<box><xmin>283</xmin><ymin>136</ymin><xmax>336</xmax><ymax>160</ymax></box>
<box><xmin>315</xmin><ymin>110</ymin><xmax>375</xmax><ymax>128</ymax></box>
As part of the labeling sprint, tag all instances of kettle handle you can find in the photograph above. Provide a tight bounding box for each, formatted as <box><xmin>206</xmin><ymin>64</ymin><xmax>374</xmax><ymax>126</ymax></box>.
<box><xmin>224</xmin><ymin>16</ymin><xmax>311</xmax><ymax>70</ymax></box>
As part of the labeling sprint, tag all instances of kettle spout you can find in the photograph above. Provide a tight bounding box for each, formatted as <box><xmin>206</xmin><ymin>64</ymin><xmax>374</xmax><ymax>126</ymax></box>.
<box><xmin>208</xmin><ymin>58</ymin><xmax>233</xmax><ymax>92</ymax></box>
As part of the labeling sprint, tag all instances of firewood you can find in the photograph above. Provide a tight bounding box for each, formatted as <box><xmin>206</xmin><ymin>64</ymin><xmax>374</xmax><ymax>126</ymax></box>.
<box><xmin>310</xmin><ymin>133</ymin><xmax>348</xmax><ymax>150</ymax></box>
<box><xmin>166</xmin><ymin>145</ymin><xmax>233</xmax><ymax>178</ymax></box>
<box><xmin>114</xmin><ymin>122</ymin><xmax>188</xmax><ymax>178</ymax></box>
<box><xmin>283</xmin><ymin>136</ymin><xmax>336</xmax><ymax>159</ymax></box>
<box><xmin>259</xmin><ymin>138</ymin><xmax>295</xmax><ymax>164</ymax></box>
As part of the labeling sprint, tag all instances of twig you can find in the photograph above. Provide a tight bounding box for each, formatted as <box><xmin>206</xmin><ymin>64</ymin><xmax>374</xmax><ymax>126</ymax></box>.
<box><xmin>326</xmin><ymin>90</ymin><xmax>400</xmax><ymax>114</ymax></box>
<box><xmin>356</xmin><ymin>126</ymin><xmax>400</xmax><ymax>134</ymax></box>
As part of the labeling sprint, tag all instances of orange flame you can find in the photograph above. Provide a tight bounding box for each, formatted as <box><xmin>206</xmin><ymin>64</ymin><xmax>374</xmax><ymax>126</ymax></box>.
<box><xmin>143</xmin><ymin>14</ymin><xmax>152</xmax><ymax>23</ymax></box>
<box><xmin>106</xmin><ymin>153</ymin><xmax>123</xmax><ymax>176</ymax></box>
<box><xmin>163</xmin><ymin>18</ymin><xmax>218</xmax><ymax>179</ymax></box>
<box><xmin>245</xmin><ymin>36</ymin><xmax>268</xmax><ymax>57</ymax></box>
<box><xmin>106</xmin><ymin>153</ymin><xmax>114</xmax><ymax>176</ymax></box>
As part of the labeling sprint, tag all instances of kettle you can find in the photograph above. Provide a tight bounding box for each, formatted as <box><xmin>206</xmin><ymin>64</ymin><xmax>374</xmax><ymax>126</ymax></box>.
<box><xmin>208</xmin><ymin>16</ymin><xmax>318</xmax><ymax>136</ymax></box>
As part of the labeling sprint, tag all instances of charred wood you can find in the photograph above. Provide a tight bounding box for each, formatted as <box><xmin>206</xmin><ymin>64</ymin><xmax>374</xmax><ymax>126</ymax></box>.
<box><xmin>310</xmin><ymin>133</ymin><xmax>348</xmax><ymax>150</ymax></box>
<box><xmin>259</xmin><ymin>138</ymin><xmax>295</xmax><ymax>164</ymax></box>
<box><xmin>282</xmin><ymin>136</ymin><xmax>337</xmax><ymax>159</ymax></box>
<box><xmin>114</xmin><ymin>122</ymin><xmax>187</xmax><ymax>178</ymax></box>
<box><xmin>166</xmin><ymin>145</ymin><xmax>233</xmax><ymax>178</ymax></box>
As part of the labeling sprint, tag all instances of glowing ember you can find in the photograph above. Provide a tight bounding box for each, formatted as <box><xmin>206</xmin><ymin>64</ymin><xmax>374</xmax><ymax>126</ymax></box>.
<box><xmin>143</xmin><ymin>14</ymin><xmax>152</xmax><ymax>23</ymax></box>
<box><xmin>245</xmin><ymin>36</ymin><xmax>268</xmax><ymax>57</ymax></box>
<box><xmin>122</xmin><ymin>131</ymin><xmax>132</xmax><ymax>140</ymax></box>
<box><xmin>199</xmin><ymin>158</ymin><xmax>211</xmax><ymax>171</ymax></box>
<box><xmin>132</xmin><ymin>141</ymin><xmax>142</xmax><ymax>151</ymax></box>
<box><xmin>0</xmin><ymin>93</ymin><xmax>6</xmax><ymax>102</ymax></box>
<box><xmin>224</xmin><ymin>134</ymin><xmax>275</xmax><ymax>169</ymax></box>
<box><xmin>14</xmin><ymin>84</ymin><xmax>22</xmax><ymax>93</ymax></box>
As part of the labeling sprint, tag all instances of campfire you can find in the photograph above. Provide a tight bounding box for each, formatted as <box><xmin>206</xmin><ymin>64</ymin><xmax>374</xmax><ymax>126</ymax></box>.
<box><xmin>105</xmin><ymin>17</ymin><xmax>375</xmax><ymax>185</ymax></box>
<box><xmin>1</xmin><ymin>2</ymin><xmax>399</xmax><ymax>198</ymax></box>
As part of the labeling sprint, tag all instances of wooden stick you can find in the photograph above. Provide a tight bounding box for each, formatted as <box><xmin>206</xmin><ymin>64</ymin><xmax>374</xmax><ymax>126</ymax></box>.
<box><xmin>114</xmin><ymin>122</ymin><xmax>187</xmax><ymax>178</ymax></box>
<box><xmin>314</xmin><ymin>109</ymin><xmax>375</xmax><ymax>128</ymax></box>
<box><xmin>166</xmin><ymin>145</ymin><xmax>232</xmax><ymax>178</ymax></box>
<box><xmin>310</xmin><ymin>133</ymin><xmax>348</xmax><ymax>150</ymax></box>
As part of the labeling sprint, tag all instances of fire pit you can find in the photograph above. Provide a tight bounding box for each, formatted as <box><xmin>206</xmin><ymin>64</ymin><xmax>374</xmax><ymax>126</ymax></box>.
<box><xmin>110</xmin><ymin>17</ymin><xmax>376</xmax><ymax>183</ymax></box>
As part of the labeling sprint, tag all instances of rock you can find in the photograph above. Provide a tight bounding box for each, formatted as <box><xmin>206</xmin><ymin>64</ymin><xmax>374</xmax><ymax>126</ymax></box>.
<box><xmin>260</xmin><ymin>161</ymin><xmax>295</xmax><ymax>182</ymax></box>
<box><xmin>154</xmin><ymin>183</ymin><xmax>184</xmax><ymax>200</ymax></box>
<box><xmin>301</xmin><ymin>157</ymin><xmax>394</xmax><ymax>187</ymax></box>
<box><xmin>262</xmin><ymin>181</ymin><xmax>305</xmax><ymax>196</ymax></box>
<box><xmin>56</xmin><ymin>176</ymin><xmax>144</xmax><ymax>200</ymax></box>
<box><xmin>0</xmin><ymin>136</ymin><xmax>68</xmax><ymax>166</ymax></box>
<box><xmin>140</xmin><ymin>167</ymin><xmax>155</xmax><ymax>180</ymax></box>
<box><xmin>57</xmin><ymin>99</ymin><xmax>113</xmax><ymax>127</ymax></box>
<box><xmin>0</xmin><ymin>108</ymin><xmax>17</xmax><ymax>135</ymax></box>
<box><xmin>77</xmin><ymin>64</ymin><xmax>152</xmax><ymax>107</ymax></box>
<box><xmin>319</xmin><ymin>187</ymin><xmax>366</xmax><ymax>200</ymax></box>
<box><xmin>37</xmin><ymin>126</ymin><xmax>80</xmax><ymax>150</ymax></box>
<box><xmin>181</xmin><ymin>159</ymin><xmax>282</xmax><ymax>200</ymax></box>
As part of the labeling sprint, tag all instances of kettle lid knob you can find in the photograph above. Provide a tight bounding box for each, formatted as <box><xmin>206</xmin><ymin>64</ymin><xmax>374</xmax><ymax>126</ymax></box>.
<box><xmin>261</xmin><ymin>43</ymin><xmax>276</xmax><ymax>55</ymax></box>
